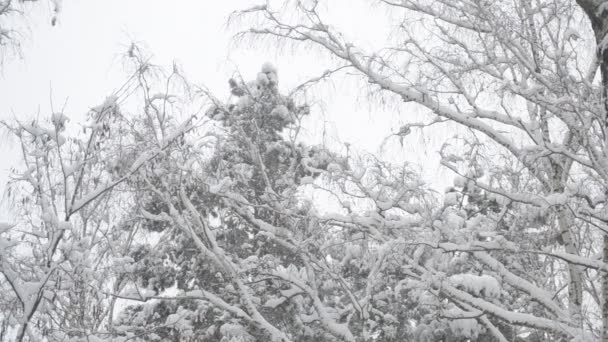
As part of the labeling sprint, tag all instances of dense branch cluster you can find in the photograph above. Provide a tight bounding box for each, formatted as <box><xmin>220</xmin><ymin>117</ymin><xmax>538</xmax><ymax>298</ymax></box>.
<box><xmin>4</xmin><ymin>0</ymin><xmax>608</xmax><ymax>341</ymax></box>
<box><xmin>230</xmin><ymin>0</ymin><xmax>608</xmax><ymax>340</ymax></box>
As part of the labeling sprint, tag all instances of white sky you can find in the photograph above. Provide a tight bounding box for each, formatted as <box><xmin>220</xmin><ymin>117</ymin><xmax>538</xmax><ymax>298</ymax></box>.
<box><xmin>0</xmin><ymin>0</ymin><xmax>453</xmax><ymax>219</ymax></box>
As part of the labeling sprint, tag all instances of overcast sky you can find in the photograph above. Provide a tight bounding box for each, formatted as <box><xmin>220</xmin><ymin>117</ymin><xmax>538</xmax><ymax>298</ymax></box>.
<box><xmin>0</xmin><ymin>0</ymin><xmax>452</xmax><ymax>219</ymax></box>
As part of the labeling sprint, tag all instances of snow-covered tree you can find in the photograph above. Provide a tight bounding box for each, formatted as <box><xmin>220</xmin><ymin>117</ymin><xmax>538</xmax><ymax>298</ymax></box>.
<box><xmin>10</xmin><ymin>0</ymin><xmax>608</xmax><ymax>339</ymax></box>
<box><xmin>0</xmin><ymin>48</ymin><xmax>200</xmax><ymax>341</ymax></box>
<box><xmin>235</xmin><ymin>0</ymin><xmax>608</xmax><ymax>340</ymax></box>
<box><xmin>2</xmin><ymin>52</ymin><xmax>465</xmax><ymax>341</ymax></box>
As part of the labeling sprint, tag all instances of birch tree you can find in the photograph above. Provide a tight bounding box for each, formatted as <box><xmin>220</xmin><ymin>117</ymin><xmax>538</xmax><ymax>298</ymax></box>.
<box><xmin>235</xmin><ymin>0</ymin><xmax>608</xmax><ymax>340</ymax></box>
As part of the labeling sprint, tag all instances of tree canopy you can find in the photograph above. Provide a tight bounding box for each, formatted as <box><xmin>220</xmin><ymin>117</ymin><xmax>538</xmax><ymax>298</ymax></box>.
<box><xmin>3</xmin><ymin>0</ymin><xmax>608</xmax><ymax>341</ymax></box>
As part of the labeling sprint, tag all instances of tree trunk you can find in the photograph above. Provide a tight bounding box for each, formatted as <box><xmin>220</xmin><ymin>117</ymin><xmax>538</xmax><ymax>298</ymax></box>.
<box><xmin>603</xmin><ymin>235</ymin><xmax>608</xmax><ymax>341</ymax></box>
<box><xmin>598</xmin><ymin>11</ymin><xmax>608</xmax><ymax>342</ymax></box>
<box><xmin>575</xmin><ymin>1</ymin><xmax>608</xmax><ymax>338</ymax></box>
<box><xmin>551</xmin><ymin>159</ymin><xmax>583</xmax><ymax>325</ymax></box>
<box><xmin>557</xmin><ymin>206</ymin><xmax>583</xmax><ymax>324</ymax></box>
